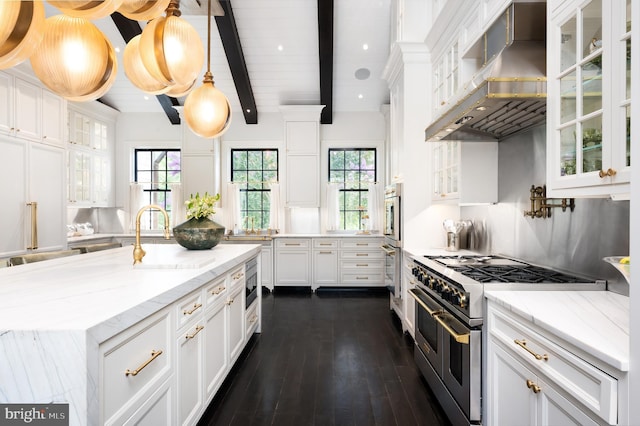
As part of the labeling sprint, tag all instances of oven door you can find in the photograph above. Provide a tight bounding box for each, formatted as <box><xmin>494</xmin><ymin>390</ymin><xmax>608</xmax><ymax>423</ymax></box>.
<box><xmin>381</xmin><ymin>243</ymin><xmax>401</xmax><ymax>297</ymax></box>
<box><xmin>437</xmin><ymin>310</ymin><xmax>482</xmax><ymax>422</ymax></box>
<box><xmin>245</xmin><ymin>257</ymin><xmax>258</xmax><ymax>309</ymax></box>
<box><xmin>383</xmin><ymin>196</ymin><xmax>400</xmax><ymax>242</ymax></box>
<box><xmin>409</xmin><ymin>287</ymin><xmax>444</xmax><ymax>376</ymax></box>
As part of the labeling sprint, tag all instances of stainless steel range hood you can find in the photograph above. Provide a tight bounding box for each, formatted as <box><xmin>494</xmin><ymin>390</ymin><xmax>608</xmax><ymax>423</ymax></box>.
<box><xmin>425</xmin><ymin>2</ymin><xmax>547</xmax><ymax>142</ymax></box>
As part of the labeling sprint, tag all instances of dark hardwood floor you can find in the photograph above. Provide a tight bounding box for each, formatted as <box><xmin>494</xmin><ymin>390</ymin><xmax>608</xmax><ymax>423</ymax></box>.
<box><xmin>198</xmin><ymin>288</ymin><xmax>450</xmax><ymax>426</ymax></box>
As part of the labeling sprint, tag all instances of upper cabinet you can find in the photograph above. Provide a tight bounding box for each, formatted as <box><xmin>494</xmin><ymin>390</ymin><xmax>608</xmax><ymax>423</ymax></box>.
<box><xmin>0</xmin><ymin>70</ymin><xmax>66</xmax><ymax>147</ymax></box>
<box><xmin>547</xmin><ymin>0</ymin><xmax>632</xmax><ymax>198</ymax></box>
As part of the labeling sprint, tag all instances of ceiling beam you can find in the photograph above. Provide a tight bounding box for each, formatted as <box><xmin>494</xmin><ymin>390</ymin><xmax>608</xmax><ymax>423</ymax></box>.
<box><xmin>110</xmin><ymin>12</ymin><xmax>181</xmax><ymax>125</ymax></box>
<box><xmin>317</xmin><ymin>0</ymin><xmax>333</xmax><ymax>124</ymax></box>
<box><xmin>215</xmin><ymin>0</ymin><xmax>258</xmax><ymax>124</ymax></box>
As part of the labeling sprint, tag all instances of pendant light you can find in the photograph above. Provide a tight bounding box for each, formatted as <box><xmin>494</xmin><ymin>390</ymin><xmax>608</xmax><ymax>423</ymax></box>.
<box><xmin>47</xmin><ymin>0</ymin><xmax>124</xmax><ymax>20</ymax></box>
<box><xmin>123</xmin><ymin>34</ymin><xmax>171</xmax><ymax>94</ymax></box>
<box><xmin>184</xmin><ymin>0</ymin><xmax>231</xmax><ymax>138</ymax></box>
<box><xmin>30</xmin><ymin>15</ymin><xmax>117</xmax><ymax>102</ymax></box>
<box><xmin>0</xmin><ymin>0</ymin><xmax>45</xmax><ymax>69</ymax></box>
<box><xmin>118</xmin><ymin>0</ymin><xmax>171</xmax><ymax>21</ymax></box>
<box><xmin>138</xmin><ymin>0</ymin><xmax>204</xmax><ymax>87</ymax></box>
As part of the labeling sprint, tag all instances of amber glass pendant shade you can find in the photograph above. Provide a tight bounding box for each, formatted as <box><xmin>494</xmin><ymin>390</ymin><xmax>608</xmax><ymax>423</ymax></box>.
<box><xmin>47</xmin><ymin>0</ymin><xmax>124</xmax><ymax>20</ymax></box>
<box><xmin>184</xmin><ymin>79</ymin><xmax>232</xmax><ymax>138</ymax></box>
<box><xmin>165</xmin><ymin>78</ymin><xmax>197</xmax><ymax>97</ymax></box>
<box><xmin>123</xmin><ymin>34</ymin><xmax>170</xmax><ymax>94</ymax></box>
<box><xmin>118</xmin><ymin>0</ymin><xmax>171</xmax><ymax>20</ymax></box>
<box><xmin>139</xmin><ymin>14</ymin><xmax>204</xmax><ymax>87</ymax></box>
<box><xmin>30</xmin><ymin>15</ymin><xmax>117</xmax><ymax>102</ymax></box>
<box><xmin>0</xmin><ymin>1</ymin><xmax>45</xmax><ymax>69</ymax></box>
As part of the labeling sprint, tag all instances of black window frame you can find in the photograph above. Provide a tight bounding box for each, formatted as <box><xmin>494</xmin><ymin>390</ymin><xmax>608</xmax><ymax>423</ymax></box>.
<box><xmin>328</xmin><ymin>148</ymin><xmax>377</xmax><ymax>231</ymax></box>
<box><xmin>134</xmin><ymin>148</ymin><xmax>181</xmax><ymax>230</ymax></box>
<box><xmin>231</xmin><ymin>148</ymin><xmax>279</xmax><ymax>230</ymax></box>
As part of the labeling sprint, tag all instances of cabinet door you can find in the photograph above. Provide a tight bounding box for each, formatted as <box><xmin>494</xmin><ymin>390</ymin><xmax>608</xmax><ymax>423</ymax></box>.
<box><xmin>0</xmin><ymin>71</ymin><xmax>13</xmax><ymax>135</ymax></box>
<box><xmin>14</xmin><ymin>77</ymin><xmax>40</xmax><ymax>142</ymax></box>
<box><xmin>286</xmin><ymin>121</ymin><xmax>318</xmax><ymax>154</ymax></box>
<box><xmin>68</xmin><ymin>150</ymin><xmax>91</xmax><ymax>205</ymax></box>
<box><xmin>29</xmin><ymin>143</ymin><xmax>65</xmax><ymax>252</ymax></box>
<box><xmin>0</xmin><ymin>138</ymin><xmax>27</xmax><ymax>255</ymax></box>
<box><xmin>275</xmin><ymin>249</ymin><xmax>311</xmax><ymax>285</ymax></box>
<box><xmin>182</xmin><ymin>155</ymin><xmax>216</xmax><ymax>202</ymax></box>
<box><xmin>286</xmin><ymin>155</ymin><xmax>318</xmax><ymax>207</ymax></box>
<box><xmin>121</xmin><ymin>379</ymin><xmax>173</xmax><ymax>426</ymax></box>
<box><xmin>487</xmin><ymin>343</ymin><xmax>537</xmax><ymax>426</ymax></box>
<box><xmin>92</xmin><ymin>154</ymin><xmax>111</xmax><ymax>206</ymax></box>
<box><xmin>42</xmin><ymin>90</ymin><xmax>65</xmax><ymax>146</ymax></box>
<box><xmin>204</xmin><ymin>299</ymin><xmax>228</xmax><ymax>399</ymax></box>
<box><xmin>537</xmin><ymin>377</ymin><xmax>599</xmax><ymax>426</ymax></box>
<box><xmin>176</xmin><ymin>321</ymin><xmax>204</xmax><ymax>426</ymax></box>
<box><xmin>227</xmin><ymin>284</ymin><xmax>245</xmax><ymax>363</ymax></box>
<box><xmin>261</xmin><ymin>247</ymin><xmax>273</xmax><ymax>290</ymax></box>
<box><xmin>313</xmin><ymin>249</ymin><xmax>339</xmax><ymax>286</ymax></box>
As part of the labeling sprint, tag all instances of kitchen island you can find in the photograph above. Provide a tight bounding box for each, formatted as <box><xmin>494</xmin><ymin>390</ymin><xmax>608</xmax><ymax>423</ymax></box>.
<box><xmin>0</xmin><ymin>243</ymin><xmax>261</xmax><ymax>426</ymax></box>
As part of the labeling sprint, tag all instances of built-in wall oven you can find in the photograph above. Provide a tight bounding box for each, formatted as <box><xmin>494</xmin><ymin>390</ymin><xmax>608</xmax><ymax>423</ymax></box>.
<box><xmin>245</xmin><ymin>256</ymin><xmax>258</xmax><ymax>309</ymax></box>
<box><xmin>382</xmin><ymin>183</ymin><xmax>402</xmax><ymax>300</ymax></box>
<box><xmin>409</xmin><ymin>254</ymin><xmax>605</xmax><ymax>425</ymax></box>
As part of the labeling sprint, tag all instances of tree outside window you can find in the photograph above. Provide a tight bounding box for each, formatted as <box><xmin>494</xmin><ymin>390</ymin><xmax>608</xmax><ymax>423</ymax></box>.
<box><xmin>328</xmin><ymin>148</ymin><xmax>376</xmax><ymax>230</ymax></box>
<box><xmin>134</xmin><ymin>149</ymin><xmax>181</xmax><ymax>229</ymax></box>
<box><xmin>231</xmin><ymin>149</ymin><xmax>278</xmax><ymax>230</ymax></box>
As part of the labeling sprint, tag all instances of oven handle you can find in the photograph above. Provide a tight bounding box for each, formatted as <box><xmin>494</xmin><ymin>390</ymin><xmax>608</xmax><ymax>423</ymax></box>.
<box><xmin>409</xmin><ymin>288</ymin><xmax>444</xmax><ymax>317</ymax></box>
<box><xmin>380</xmin><ymin>244</ymin><xmax>395</xmax><ymax>255</ymax></box>
<box><xmin>433</xmin><ymin>312</ymin><xmax>471</xmax><ymax>345</ymax></box>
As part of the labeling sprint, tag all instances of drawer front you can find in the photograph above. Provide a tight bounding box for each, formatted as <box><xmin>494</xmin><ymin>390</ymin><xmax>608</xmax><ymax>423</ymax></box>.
<box><xmin>341</xmin><ymin>250</ymin><xmax>384</xmax><ymax>260</ymax></box>
<box><xmin>245</xmin><ymin>302</ymin><xmax>259</xmax><ymax>338</ymax></box>
<box><xmin>204</xmin><ymin>275</ymin><xmax>227</xmax><ymax>307</ymax></box>
<box><xmin>229</xmin><ymin>264</ymin><xmax>246</xmax><ymax>290</ymax></box>
<box><xmin>101</xmin><ymin>308</ymin><xmax>172</xmax><ymax>423</ymax></box>
<box><xmin>313</xmin><ymin>239</ymin><xmax>339</xmax><ymax>249</ymax></box>
<box><xmin>341</xmin><ymin>272</ymin><xmax>384</xmax><ymax>285</ymax></box>
<box><xmin>341</xmin><ymin>260</ymin><xmax>383</xmax><ymax>271</ymax></box>
<box><xmin>276</xmin><ymin>238</ymin><xmax>310</xmax><ymax>249</ymax></box>
<box><xmin>175</xmin><ymin>290</ymin><xmax>204</xmax><ymax>330</ymax></box>
<box><xmin>341</xmin><ymin>239</ymin><xmax>382</xmax><ymax>249</ymax></box>
<box><xmin>488</xmin><ymin>304</ymin><xmax>617</xmax><ymax>423</ymax></box>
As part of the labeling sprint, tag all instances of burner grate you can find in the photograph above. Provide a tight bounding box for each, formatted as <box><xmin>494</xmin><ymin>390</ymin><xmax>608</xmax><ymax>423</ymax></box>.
<box><xmin>449</xmin><ymin>264</ymin><xmax>587</xmax><ymax>284</ymax></box>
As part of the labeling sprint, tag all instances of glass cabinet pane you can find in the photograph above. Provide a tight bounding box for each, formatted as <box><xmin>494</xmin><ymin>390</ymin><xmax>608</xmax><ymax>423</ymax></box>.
<box><xmin>581</xmin><ymin>115</ymin><xmax>602</xmax><ymax>173</ymax></box>
<box><xmin>560</xmin><ymin>71</ymin><xmax>577</xmax><ymax>123</ymax></box>
<box><xmin>582</xmin><ymin>0</ymin><xmax>602</xmax><ymax>60</ymax></box>
<box><xmin>560</xmin><ymin>125</ymin><xmax>577</xmax><ymax>176</ymax></box>
<box><xmin>560</xmin><ymin>16</ymin><xmax>576</xmax><ymax>71</ymax></box>
<box><xmin>582</xmin><ymin>62</ymin><xmax>602</xmax><ymax>115</ymax></box>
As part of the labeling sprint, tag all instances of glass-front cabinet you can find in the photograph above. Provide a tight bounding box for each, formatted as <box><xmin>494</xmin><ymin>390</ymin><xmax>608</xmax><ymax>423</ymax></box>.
<box><xmin>547</xmin><ymin>0</ymin><xmax>631</xmax><ymax>198</ymax></box>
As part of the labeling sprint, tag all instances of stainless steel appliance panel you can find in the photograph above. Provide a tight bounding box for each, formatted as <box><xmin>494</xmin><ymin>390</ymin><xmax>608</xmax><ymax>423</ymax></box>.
<box><xmin>383</xmin><ymin>183</ymin><xmax>401</xmax><ymax>245</ymax></box>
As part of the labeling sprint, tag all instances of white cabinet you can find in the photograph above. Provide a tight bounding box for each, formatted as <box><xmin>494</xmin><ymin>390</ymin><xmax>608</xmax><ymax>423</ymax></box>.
<box><xmin>180</xmin><ymin>123</ymin><xmax>220</xmax><ymax>210</ymax></box>
<box><xmin>339</xmin><ymin>238</ymin><xmax>384</xmax><ymax>286</ymax></box>
<box><xmin>0</xmin><ymin>137</ymin><xmax>65</xmax><ymax>257</ymax></box>
<box><xmin>313</xmin><ymin>238</ymin><xmax>339</xmax><ymax>288</ymax></box>
<box><xmin>42</xmin><ymin>89</ymin><xmax>66</xmax><ymax>146</ymax></box>
<box><xmin>67</xmin><ymin>103</ymin><xmax>117</xmax><ymax>206</ymax></box>
<box><xmin>432</xmin><ymin>140</ymin><xmax>498</xmax><ymax>204</ymax></box>
<box><xmin>486</xmin><ymin>299</ymin><xmax>618</xmax><ymax>425</ymax></box>
<box><xmin>547</xmin><ymin>0</ymin><xmax>631</xmax><ymax>198</ymax></box>
<box><xmin>274</xmin><ymin>238</ymin><xmax>311</xmax><ymax>286</ymax></box>
<box><xmin>402</xmin><ymin>255</ymin><xmax>416</xmax><ymax>338</ymax></box>
<box><xmin>261</xmin><ymin>245</ymin><xmax>273</xmax><ymax>289</ymax></box>
<box><xmin>280</xmin><ymin>106</ymin><xmax>323</xmax><ymax>208</ymax></box>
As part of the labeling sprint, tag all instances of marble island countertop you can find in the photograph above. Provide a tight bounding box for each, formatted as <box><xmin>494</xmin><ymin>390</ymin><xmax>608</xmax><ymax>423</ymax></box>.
<box><xmin>0</xmin><ymin>244</ymin><xmax>260</xmax><ymax>341</ymax></box>
<box><xmin>485</xmin><ymin>290</ymin><xmax>629</xmax><ymax>371</ymax></box>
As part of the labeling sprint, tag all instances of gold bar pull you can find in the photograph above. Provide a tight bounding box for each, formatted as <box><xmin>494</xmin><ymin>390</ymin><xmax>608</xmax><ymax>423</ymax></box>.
<box><xmin>356</xmin><ymin>253</ymin><xmax>368</xmax><ymax>256</ymax></box>
<box><xmin>356</xmin><ymin>263</ymin><xmax>369</xmax><ymax>267</ymax></box>
<box><xmin>211</xmin><ymin>286</ymin><xmax>225</xmax><ymax>295</ymax></box>
<box><xmin>125</xmin><ymin>350</ymin><xmax>163</xmax><ymax>376</ymax></box>
<box><xmin>183</xmin><ymin>303</ymin><xmax>202</xmax><ymax>315</ymax></box>
<box><xmin>226</xmin><ymin>297</ymin><xmax>235</xmax><ymax>305</ymax></box>
<box><xmin>356</xmin><ymin>276</ymin><xmax>369</xmax><ymax>280</ymax></box>
<box><xmin>526</xmin><ymin>379</ymin><xmax>541</xmax><ymax>394</ymax></box>
<box><xmin>186</xmin><ymin>325</ymin><xmax>204</xmax><ymax>339</ymax></box>
<box><xmin>233</xmin><ymin>272</ymin><xmax>245</xmax><ymax>280</ymax></box>
<box><xmin>514</xmin><ymin>339</ymin><xmax>549</xmax><ymax>361</ymax></box>
<box><xmin>433</xmin><ymin>313</ymin><xmax>470</xmax><ymax>344</ymax></box>
<box><xmin>27</xmin><ymin>202</ymin><xmax>38</xmax><ymax>250</ymax></box>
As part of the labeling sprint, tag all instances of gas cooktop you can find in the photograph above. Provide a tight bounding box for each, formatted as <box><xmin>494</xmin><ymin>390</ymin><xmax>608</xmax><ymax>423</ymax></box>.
<box><xmin>424</xmin><ymin>255</ymin><xmax>594</xmax><ymax>284</ymax></box>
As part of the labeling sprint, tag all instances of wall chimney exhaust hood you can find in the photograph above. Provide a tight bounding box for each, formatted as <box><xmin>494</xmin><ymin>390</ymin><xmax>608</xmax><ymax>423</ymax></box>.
<box><xmin>425</xmin><ymin>2</ymin><xmax>547</xmax><ymax>142</ymax></box>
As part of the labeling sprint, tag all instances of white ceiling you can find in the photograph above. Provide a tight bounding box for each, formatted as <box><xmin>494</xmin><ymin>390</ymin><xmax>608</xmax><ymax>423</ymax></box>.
<box><xmin>43</xmin><ymin>0</ymin><xmax>392</xmax><ymax>121</ymax></box>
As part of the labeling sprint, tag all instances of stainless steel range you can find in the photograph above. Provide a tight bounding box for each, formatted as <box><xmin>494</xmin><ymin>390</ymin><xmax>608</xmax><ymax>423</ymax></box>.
<box><xmin>409</xmin><ymin>254</ymin><xmax>606</xmax><ymax>426</ymax></box>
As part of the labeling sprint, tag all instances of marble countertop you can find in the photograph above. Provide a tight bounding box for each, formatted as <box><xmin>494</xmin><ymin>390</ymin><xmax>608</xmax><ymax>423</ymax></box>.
<box><xmin>485</xmin><ymin>290</ymin><xmax>629</xmax><ymax>371</ymax></box>
<box><xmin>0</xmin><ymin>244</ymin><xmax>260</xmax><ymax>342</ymax></box>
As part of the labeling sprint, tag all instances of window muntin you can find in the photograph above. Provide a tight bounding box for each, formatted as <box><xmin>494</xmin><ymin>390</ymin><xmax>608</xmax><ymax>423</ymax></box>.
<box><xmin>328</xmin><ymin>148</ymin><xmax>376</xmax><ymax>230</ymax></box>
<box><xmin>134</xmin><ymin>149</ymin><xmax>181</xmax><ymax>230</ymax></box>
<box><xmin>231</xmin><ymin>149</ymin><xmax>278</xmax><ymax>230</ymax></box>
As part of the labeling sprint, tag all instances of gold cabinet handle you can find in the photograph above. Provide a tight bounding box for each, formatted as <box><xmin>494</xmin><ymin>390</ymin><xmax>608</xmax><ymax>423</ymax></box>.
<box><xmin>211</xmin><ymin>286</ymin><xmax>225</xmax><ymax>295</ymax></box>
<box><xmin>514</xmin><ymin>339</ymin><xmax>548</xmax><ymax>361</ymax></box>
<box><xmin>26</xmin><ymin>202</ymin><xmax>38</xmax><ymax>249</ymax></box>
<box><xmin>319</xmin><ymin>243</ymin><xmax>333</xmax><ymax>246</ymax></box>
<box><xmin>125</xmin><ymin>350</ymin><xmax>163</xmax><ymax>376</ymax></box>
<box><xmin>526</xmin><ymin>379</ymin><xmax>541</xmax><ymax>394</ymax></box>
<box><xmin>233</xmin><ymin>272</ymin><xmax>245</xmax><ymax>280</ymax></box>
<box><xmin>356</xmin><ymin>263</ymin><xmax>369</xmax><ymax>267</ymax></box>
<box><xmin>226</xmin><ymin>297</ymin><xmax>234</xmax><ymax>305</ymax></box>
<box><xmin>285</xmin><ymin>243</ymin><xmax>301</xmax><ymax>246</ymax></box>
<box><xmin>356</xmin><ymin>276</ymin><xmax>369</xmax><ymax>280</ymax></box>
<box><xmin>356</xmin><ymin>243</ymin><xmax>368</xmax><ymax>246</ymax></box>
<box><xmin>183</xmin><ymin>303</ymin><xmax>202</xmax><ymax>315</ymax></box>
<box><xmin>186</xmin><ymin>325</ymin><xmax>204</xmax><ymax>339</ymax></box>
<box><xmin>319</xmin><ymin>251</ymin><xmax>333</xmax><ymax>254</ymax></box>
<box><xmin>249</xmin><ymin>314</ymin><xmax>258</xmax><ymax>324</ymax></box>
<box><xmin>433</xmin><ymin>312</ymin><xmax>470</xmax><ymax>344</ymax></box>
<box><xmin>599</xmin><ymin>168</ymin><xmax>617</xmax><ymax>178</ymax></box>
<box><xmin>356</xmin><ymin>253</ymin><xmax>368</xmax><ymax>256</ymax></box>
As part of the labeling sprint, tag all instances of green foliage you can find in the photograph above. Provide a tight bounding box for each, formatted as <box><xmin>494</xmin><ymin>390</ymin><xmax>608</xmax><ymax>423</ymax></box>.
<box><xmin>186</xmin><ymin>192</ymin><xmax>220</xmax><ymax>219</ymax></box>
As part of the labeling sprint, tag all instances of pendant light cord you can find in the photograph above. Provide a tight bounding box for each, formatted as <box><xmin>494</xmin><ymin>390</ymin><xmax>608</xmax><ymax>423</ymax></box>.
<box><xmin>206</xmin><ymin>0</ymin><xmax>211</xmax><ymax>73</ymax></box>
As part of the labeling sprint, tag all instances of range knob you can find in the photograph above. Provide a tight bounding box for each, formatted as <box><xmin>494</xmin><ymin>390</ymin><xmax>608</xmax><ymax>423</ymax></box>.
<box><xmin>459</xmin><ymin>293</ymin><xmax>467</xmax><ymax>309</ymax></box>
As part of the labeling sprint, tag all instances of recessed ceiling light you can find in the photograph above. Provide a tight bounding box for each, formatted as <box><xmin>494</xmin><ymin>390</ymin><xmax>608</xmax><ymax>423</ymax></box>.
<box><xmin>246</xmin><ymin>109</ymin><xmax>251</xmax><ymax>113</ymax></box>
<box><xmin>114</xmin><ymin>46</ymin><xmax>121</xmax><ymax>53</ymax></box>
<box><xmin>354</xmin><ymin>68</ymin><xmax>370</xmax><ymax>80</ymax></box>
<box><xmin>277</xmin><ymin>44</ymin><xmax>283</xmax><ymax>51</ymax></box>
<box><xmin>358</xmin><ymin>94</ymin><xmax>364</xmax><ymax>99</ymax></box>
<box><xmin>143</xmin><ymin>95</ymin><xmax>149</xmax><ymax>100</ymax></box>
<box><xmin>362</xmin><ymin>43</ymin><xmax>369</xmax><ymax>50</ymax></box>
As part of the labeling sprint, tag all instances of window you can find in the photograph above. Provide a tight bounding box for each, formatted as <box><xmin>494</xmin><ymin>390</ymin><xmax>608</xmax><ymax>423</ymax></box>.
<box><xmin>231</xmin><ymin>149</ymin><xmax>278</xmax><ymax>230</ymax></box>
<box><xmin>328</xmin><ymin>148</ymin><xmax>376</xmax><ymax>230</ymax></box>
<box><xmin>134</xmin><ymin>149</ymin><xmax>181</xmax><ymax>229</ymax></box>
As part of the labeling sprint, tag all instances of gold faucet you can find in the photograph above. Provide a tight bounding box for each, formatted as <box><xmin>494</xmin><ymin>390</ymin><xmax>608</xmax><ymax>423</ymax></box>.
<box><xmin>133</xmin><ymin>204</ymin><xmax>170</xmax><ymax>265</ymax></box>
